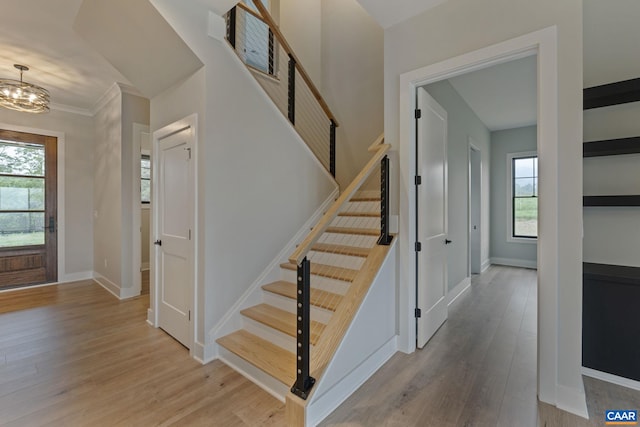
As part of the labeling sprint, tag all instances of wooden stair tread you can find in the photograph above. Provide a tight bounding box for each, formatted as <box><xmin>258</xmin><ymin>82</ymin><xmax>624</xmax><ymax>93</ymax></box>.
<box><xmin>337</xmin><ymin>211</ymin><xmax>380</xmax><ymax>217</ymax></box>
<box><xmin>280</xmin><ymin>262</ymin><xmax>358</xmax><ymax>282</ymax></box>
<box><xmin>311</xmin><ymin>243</ymin><xmax>371</xmax><ymax>258</ymax></box>
<box><xmin>262</xmin><ymin>280</ymin><xmax>344</xmax><ymax>311</ymax></box>
<box><xmin>325</xmin><ymin>226</ymin><xmax>380</xmax><ymax>236</ymax></box>
<box><xmin>241</xmin><ymin>303</ymin><xmax>325</xmax><ymax>345</ymax></box>
<box><xmin>350</xmin><ymin>196</ymin><xmax>381</xmax><ymax>202</ymax></box>
<box><xmin>216</xmin><ymin>330</ymin><xmax>295</xmax><ymax>385</ymax></box>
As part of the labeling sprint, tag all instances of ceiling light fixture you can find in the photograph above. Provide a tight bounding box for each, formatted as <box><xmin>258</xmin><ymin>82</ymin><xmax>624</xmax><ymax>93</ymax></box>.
<box><xmin>0</xmin><ymin>64</ymin><xmax>50</xmax><ymax>113</ymax></box>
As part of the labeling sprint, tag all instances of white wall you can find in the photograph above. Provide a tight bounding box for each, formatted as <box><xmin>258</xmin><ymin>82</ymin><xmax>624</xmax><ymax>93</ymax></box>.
<box><xmin>0</xmin><ymin>109</ymin><xmax>94</xmax><ymax>280</ymax></box>
<box><xmin>321</xmin><ymin>0</ymin><xmax>384</xmax><ymax>188</ymax></box>
<box><xmin>490</xmin><ymin>126</ymin><xmax>538</xmax><ymax>266</ymax></box>
<box><xmin>93</xmin><ymin>85</ymin><xmax>150</xmax><ymax>296</ymax></box>
<box><xmin>149</xmin><ymin>1</ymin><xmax>337</xmax><ymax>359</ymax></box>
<box><xmin>93</xmin><ymin>87</ymin><xmax>123</xmax><ymax>291</ymax></box>
<box><xmin>583</xmin><ymin>103</ymin><xmax>640</xmax><ymax>268</ymax></box>
<box><xmin>424</xmin><ymin>81</ymin><xmax>490</xmax><ymax>291</ymax></box>
<box><xmin>279</xmin><ymin>0</ymin><xmax>322</xmax><ymax>87</ymax></box>
<box><xmin>384</xmin><ymin>0</ymin><xmax>585</xmax><ymax>415</ymax></box>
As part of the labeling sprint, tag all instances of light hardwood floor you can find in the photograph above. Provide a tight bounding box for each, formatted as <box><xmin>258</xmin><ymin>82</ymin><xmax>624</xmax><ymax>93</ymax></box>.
<box><xmin>321</xmin><ymin>266</ymin><xmax>640</xmax><ymax>426</ymax></box>
<box><xmin>0</xmin><ymin>266</ymin><xmax>638</xmax><ymax>426</ymax></box>
<box><xmin>0</xmin><ymin>280</ymin><xmax>286</xmax><ymax>426</ymax></box>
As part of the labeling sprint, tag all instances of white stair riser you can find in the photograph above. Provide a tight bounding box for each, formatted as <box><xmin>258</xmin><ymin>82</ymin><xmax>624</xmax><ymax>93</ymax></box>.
<box><xmin>319</xmin><ymin>233</ymin><xmax>378</xmax><ymax>248</ymax></box>
<box><xmin>280</xmin><ymin>268</ymin><xmax>351</xmax><ymax>295</ymax></box>
<box><xmin>330</xmin><ymin>216</ymin><xmax>379</xmax><ymax>229</ymax></box>
<box><xmin>307</xmin><ymin>251</ymin><xmax>366</xmax><ymax>270</ymax></box>
<box><xmin>343</xmin><ymin>200</ymin><xmax>380</xmax><ymax>213</ymax></box>
<box><xmin>242</xmin><ymin>317</ymin><xmax>299</xmax><ymax>353</ymax></box>
<box><xmin>262</xmin><ymin>292</ymin><xmax>334</xmax><ymax>324</ymax></box>
<box><xmin>218</xmin><ymin>347</ymin><xmax>289</xmax><ymax>401</ymax></box>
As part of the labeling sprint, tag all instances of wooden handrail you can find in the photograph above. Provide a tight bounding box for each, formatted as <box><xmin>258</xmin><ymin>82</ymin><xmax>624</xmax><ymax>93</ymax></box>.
<box><xmin>235</xmin><ymin>2</ymin><xmax>266</xmax><ymax>23</ymax></box>
<box><xmin>250</xmin><ymin>0</ymin><xmax>339</xmax><ymax>127</ymax></box>
<box><xmin>289</xmin><ymin>134</ymin><xmax>387</xmax><ymax>265</ymax></box>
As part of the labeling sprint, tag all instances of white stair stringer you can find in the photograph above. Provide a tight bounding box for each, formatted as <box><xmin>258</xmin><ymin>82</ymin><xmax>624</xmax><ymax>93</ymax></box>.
<box><xmin>306</xmin><ymin>239</ymin><xmax>399</xmax><ymax>426</ymax></box>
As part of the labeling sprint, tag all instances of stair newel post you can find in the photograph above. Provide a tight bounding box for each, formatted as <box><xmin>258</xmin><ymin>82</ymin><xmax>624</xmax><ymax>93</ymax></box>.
<box><xmin>292</xmin><ymin>257</ymin><xmax>315</xmax><ymax>399</ymax></box>
<box><xmin>330</xmin><ymin>120</ymin><xmax>337</xmax><ymax>178</ymax></box>
<box><xmin>377</xmin><ymin>155</ymin><xmax>392</xmax><ymax>245</ymax></box>
<box><xmin>288</xmin><ymin>54</ymin><xmax>296</xmax><ymax>125</ymax></box>
<box><xmin>226</xmin><ymin>6</ymin><xmax>237</xmax><ymax>49</ymax></box>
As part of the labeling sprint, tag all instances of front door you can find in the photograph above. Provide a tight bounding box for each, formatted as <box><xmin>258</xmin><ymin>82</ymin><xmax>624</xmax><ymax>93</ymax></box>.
<box><xmin>0</xmin><ymin>129</ymin><xmax>57</xmax><ymax>289</ymax></box>
<box><xmin>155</xmin><ymin>126</ymin><xmax>193</xmax><ymax>348</ymax></box>
<box><xmin>416</xmin><ymin>88</ymin><xmax>448</xmax><ymax>348</ymax></box>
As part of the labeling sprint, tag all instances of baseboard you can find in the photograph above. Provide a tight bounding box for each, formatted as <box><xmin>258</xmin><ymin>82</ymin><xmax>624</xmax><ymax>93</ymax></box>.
<box><xmin>481</xmin><ymin>259</ymin><xmax>491</xmax><ymax>273</ymax></box>
<box><xmin>141</xmin><ymin>263</ymin><xmax>150</xmax><ymax>271</ymax></box>
<box><xmin>93</xmin><ymin>273</ymin><xmax>121</xmax><ymax>299</ymax></box>
<box><xmin>447</xmin><ymin>277</ymin><xmax>471</xmax><ymax>306</ymax></box>
<box><xmin>192</xmin><ymin>340</ymin><xmax>217</xmax><ymax>365</ymax></box>
<box><xmin>308</xmin><ymin>336</ymin><xmax>398</xmax><ymax>426</ymax></box>
<box><xmin>490</xmin><ymin>257</ymin><xmax>537</xmax><ymax>269</ymax></box>
<box><xmin>61</xmin><ymin>270</ymin><xmax>94</xmax><ymax>282</ymax></box>
<box><xmin>208</xmin><ymin>186</ymin><xmax>340</xmax><ymax>342</ymax></box>
<box><xmin>582</xmin><ymin>367</ymin><xmax>640</xmax><ymax>392</ymax></box>
<box><xmin>147</xmin><ymin>308</ymin><xmax>155</xmax><ymax>326</ymax></box>
<box><xmin>556</xmin><ymin>383</ymin><xmax>589</xmax><ymax>419</ymax></box>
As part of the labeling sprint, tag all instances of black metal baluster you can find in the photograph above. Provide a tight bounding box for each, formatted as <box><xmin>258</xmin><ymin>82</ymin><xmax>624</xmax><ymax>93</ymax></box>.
<box><xmin>378</xmin><ymin>155</ymin><xmax>392</xmax><ymax>245</ymax></box>
<box><xmin>288</xmin><ymin>54</ymin><xmax>296</xmax><ymax>125</ymax></box>
<box><xmin>329</xmin><ymin>120</ymin><xmax>337</xmax><ymax>177</ymax></box>
<box><xmin>227</xmin><ymin>6</ymin><xmax>237</xmax><ymax>49</ymax></box>
<box><xmin>291</xmin><ymin>257</ymin><xmax>315</xmax><ymax>399</ymax></box>
<box><xmin>268</xmin><ymin>29</ymin><xmax>275</xmax><ymax>76</ymax></box>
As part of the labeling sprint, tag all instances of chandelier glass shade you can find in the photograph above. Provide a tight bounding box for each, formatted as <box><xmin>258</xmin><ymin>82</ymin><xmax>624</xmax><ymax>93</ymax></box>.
<box><xmin>0</xmin><ymin>65</ymin><xmax>50</xmax><ymax>113</ymax></box>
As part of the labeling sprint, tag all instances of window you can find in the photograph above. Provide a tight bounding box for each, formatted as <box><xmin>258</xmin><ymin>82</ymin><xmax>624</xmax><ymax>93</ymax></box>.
<box><xmin>241</xmin><ymin>0</ymin><xmax>275</xmax><ymax>76</ymax></box>
<box><xmin>0</xmin><ymin>140</ymin><xmax>46</xmax><ymax>247</ymax></box>
<box><xmin>508</xmin><ymin>152</ymin><xmax>537</xmax><ymax>240</ymax></box>
<box><xmin>141</xmin><ymin>155</ymin><xmax>150</xmax><ymax>204</ymax></box>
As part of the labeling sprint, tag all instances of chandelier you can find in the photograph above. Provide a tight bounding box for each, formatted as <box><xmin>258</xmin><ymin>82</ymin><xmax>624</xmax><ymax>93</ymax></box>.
<box><xmin>0</xmin><ymin>64</ymin><xmax>50</xmax><ymax>113</ymax></box>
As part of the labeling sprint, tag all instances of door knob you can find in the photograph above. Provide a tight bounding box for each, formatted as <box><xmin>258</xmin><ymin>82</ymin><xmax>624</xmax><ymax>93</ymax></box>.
<box><xmin>154</xmin><ymin>240</ymin><xmax>162</xmax><ymax>246</ymax></box>
<box><xmin>445</xmin><ymin>239</ymin><xmax>452</xmax><ymax>245</ymax></box>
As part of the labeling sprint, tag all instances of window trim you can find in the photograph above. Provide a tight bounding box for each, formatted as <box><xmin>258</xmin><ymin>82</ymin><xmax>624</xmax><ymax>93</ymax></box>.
<box><xmin>506</xmin><ymin>151</ymin><xmax>538</xmax><ymax>244</ymax></box>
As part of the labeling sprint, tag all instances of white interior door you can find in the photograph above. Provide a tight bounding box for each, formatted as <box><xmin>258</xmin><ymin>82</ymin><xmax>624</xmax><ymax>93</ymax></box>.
<box><xmin>156</xmin><ymin>126</ymin><xmax>193</xmax><ymax>348</ymax></box>
<box><xmin>416</xmin><ymin>87</ymin><xmax>448</xmax><ymax>349</ymax></box>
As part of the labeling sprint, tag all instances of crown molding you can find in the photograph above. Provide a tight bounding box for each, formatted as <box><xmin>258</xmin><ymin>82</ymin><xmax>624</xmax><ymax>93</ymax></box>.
<box><xmin>49</xmin><ymin>102</ymin><xmax>94</xmax><ymax>117</ymax></box>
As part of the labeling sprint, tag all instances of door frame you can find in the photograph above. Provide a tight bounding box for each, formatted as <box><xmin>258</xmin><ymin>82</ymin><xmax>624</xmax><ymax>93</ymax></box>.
<box><xmin>398</xmin><ymin>27</ymin><xmax>559</xmax><ymax>406</ymax></box>
<box><xmin>0</xmin><ymin>123</ymin><xmax>70</xmax><ymax>285</ymax></box>
<box><xmin>149</xmin><ymin>114</ymin><xmax>198</xmax><ymax>355</ymax></box>
<box><xmin>132</xmin><ymin>123</ymin><xmax>150</xmax><ymax>297</ymax></box>
<box><xmin>468</xmin><ymin>140</ymin><xmax>482</xmax><ymax>276</ymax></box>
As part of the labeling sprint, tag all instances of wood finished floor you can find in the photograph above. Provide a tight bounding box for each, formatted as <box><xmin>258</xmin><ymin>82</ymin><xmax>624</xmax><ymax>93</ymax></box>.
<box><xmin>0</xmin><ymin>266</ymin><xmax>638</xmax><ymax>426</ymax></box>
<box><xmin>0</xmin><ymin>280</ymin><xmax>285</xmax><ymax>426</ymax></box>
<box><xmin>321</xmin><ymin>266</ymin><xmax>640</xmax><ymax>426</ymax></box>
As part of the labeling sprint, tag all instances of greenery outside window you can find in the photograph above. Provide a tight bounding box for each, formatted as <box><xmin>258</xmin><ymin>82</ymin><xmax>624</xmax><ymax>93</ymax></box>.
<box><xmin>508</xmin><ymin>152</ymin><xmax>538</xmax><ymax>241</ymax></box>
<box><xmin>141</xmin><ymin>155</ymin><xmax>150</xmax><ymax>204</ymax></box>
<box><xmin>0</xmin><ymin>140</ymin><xmax>46</xmax><ymax>247</ymax></box>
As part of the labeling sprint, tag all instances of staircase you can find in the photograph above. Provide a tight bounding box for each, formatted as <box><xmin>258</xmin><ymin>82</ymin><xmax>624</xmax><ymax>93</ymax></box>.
<box><xmin>216</xmin><ymin>191</ymin><xmax>381</xmax><ymax>387</ymax></box>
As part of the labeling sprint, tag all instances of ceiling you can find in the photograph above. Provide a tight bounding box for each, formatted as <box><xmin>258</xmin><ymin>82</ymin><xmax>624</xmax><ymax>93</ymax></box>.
<box><xmin>355</xmin><ymin>0</ymin><xmax>449</xmax><ymax>29</ymax></box>
<box><xmin>0</xmin><ymin>0</ymin><xmax>201</xmax><ymax>115</ymax></box>
<box><xmin>447</xmin><ymin>55</ymin><xmax>538</xmax><ymax>131</ymax></box>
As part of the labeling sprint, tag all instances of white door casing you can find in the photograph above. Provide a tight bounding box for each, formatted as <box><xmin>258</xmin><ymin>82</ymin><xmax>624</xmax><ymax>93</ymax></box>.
<box><xmin>469</xmin><ymin>143</ymin><xmax>482</xmax><ymax>274</ymax></box>
<box><xmin>154</xmin><ymin>124</ymin><xmax>194</xmax><ymax>348</ymax></box>
<box><xmin>416</xmin><ymin>87</ymin><xmax>449</xmax><ymax>349</ymax></box>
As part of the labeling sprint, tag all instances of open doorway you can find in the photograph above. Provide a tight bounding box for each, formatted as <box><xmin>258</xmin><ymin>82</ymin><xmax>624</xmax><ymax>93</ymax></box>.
<box><xmin>399</xmin><ymin>27</ymin><xmax>564</xmax><ymax>408</ymax></box>
<box><xmin>468</xmin><ymin>142</ymin><xmax>481</xmax><ymax>275</ymax></box>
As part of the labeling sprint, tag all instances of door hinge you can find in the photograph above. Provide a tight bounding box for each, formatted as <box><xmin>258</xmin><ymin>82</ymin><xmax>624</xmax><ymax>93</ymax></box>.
<box><xmin>415</xmin><ymin>242</ymin><xmax>422</xmax><ymax>252</ymax></box>
<box><xmin>415</xmin><ymin>308</ymin><xmax>422</xmax><ymax>318</ymax></box>
<box><xmin>188</xmin><ymin>310</ymin><xmax>191</xmax><ymax>321</ymax></box>
<box><xmin>188</xmin><ymin>229</ymin><xmax>191</xmax><ymax>240</ymax></box>
<box><xmin>415</xmin><ymin>176</ymin><xmax>422</xmax><ymax>186</ymax></box>
<box><xmin>186</xmin><ymin>147</ymin><xmax>192</xmax><ymax>160</ymax></box>
<box><xmin>415</xmin><ymin>109</ymin><xmax>422</xmax><ymax>119</ymax></box>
